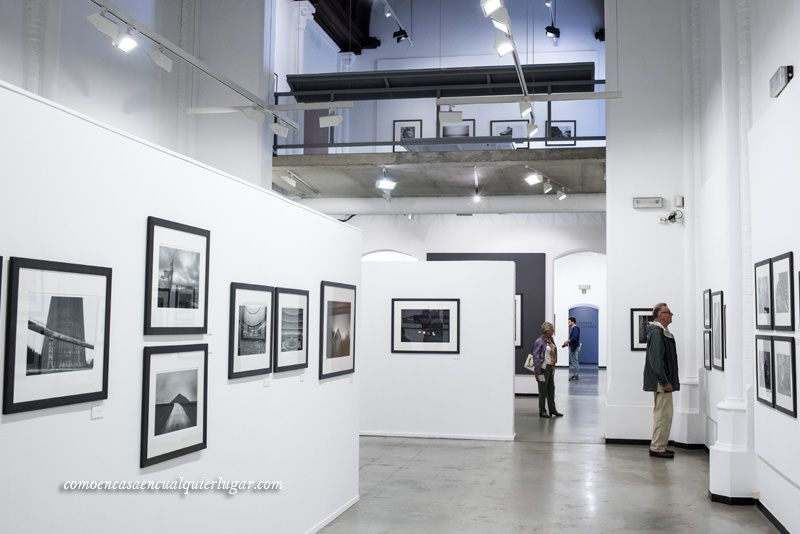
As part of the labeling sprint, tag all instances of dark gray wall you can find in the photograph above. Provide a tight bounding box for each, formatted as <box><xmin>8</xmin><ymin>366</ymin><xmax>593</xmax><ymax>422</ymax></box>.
<box><xmin>427</xmin><ymin>253</ymin><xmax>546</xmax><ymax>374</ymax></box>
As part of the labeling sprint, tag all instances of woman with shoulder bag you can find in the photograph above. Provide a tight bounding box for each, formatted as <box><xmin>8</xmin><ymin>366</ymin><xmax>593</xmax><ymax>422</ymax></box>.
<box><xmin>531</xmin><ymin>322</ymin><xmax>563</xmax><ymax>418</ymax></box>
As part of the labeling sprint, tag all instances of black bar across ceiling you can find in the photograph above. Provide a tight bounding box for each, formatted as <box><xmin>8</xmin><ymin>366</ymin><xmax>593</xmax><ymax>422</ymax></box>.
<box><xmin>274</xmin><ymin>135</ymin><xmax>606</xmax><ymax>150</ymax></box>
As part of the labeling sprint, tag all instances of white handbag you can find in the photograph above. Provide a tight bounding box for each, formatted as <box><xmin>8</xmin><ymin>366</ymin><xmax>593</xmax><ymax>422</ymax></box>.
<box><xmin>524</xmin><ymin>353</ymin><xmax>535</xmax><ymax>372</ymax></box>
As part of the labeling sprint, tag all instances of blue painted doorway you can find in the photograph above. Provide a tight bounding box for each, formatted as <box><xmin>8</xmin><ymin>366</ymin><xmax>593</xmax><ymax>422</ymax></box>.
<box><xmin>569</xmin><ymin>305</ymin><xmax>599</xmax><ymax>365</ymax></box>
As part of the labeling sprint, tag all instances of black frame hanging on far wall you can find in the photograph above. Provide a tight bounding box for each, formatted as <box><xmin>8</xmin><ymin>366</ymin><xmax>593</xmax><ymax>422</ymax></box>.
<box><xmin>771</xmin><ymin>336</ymin><xmax>797</xmax><ymax>418</ymax></box>
<box><xmin>630</xmin><ymin>308</ymin><xmax>652</xmax><ymax>351</ymax></box>
<box><xmin>319</xmin><ymin>281</ymin><xmax>357</xmax><ymax>379</ymax></box>
<box><xmin>545</xmin><ymin>120</ymin><xmax>577</xmax><ymax>146</ymax></box>
<box><xmin>144</xmin><ymin>216</ymin><xmax>210</xmax><ymax>335</ymax></box>
<box><xmin>3</xmin><ymin>257</ymin><xmax>112</xmax><ymax>414</ymax></box>
<box><xmin>754</xmin><ymin>258</ymin><xmax>773</xmax><ymax>330</ymax></box>
<box><xmin>755</xmin><ymin>335</ymin><xmax>774</xmax><ymax>408</ymax></box>
<box><xmin>489</xmin><ymin>119</ymin><xmax>530</xmax><ymax>149</ymax></box>
<box><xmin>703</xmin><ymin>330</ymin><xmax>712</xmax><ymax>371</ymax></box>
<box><xmin>391</xmin><ymin>298</ymin><xmax>461</xmax><ymax>354</ymax></box>
<box><xmin>228</xmin><ymin>282</ymin><xmax>274</xmax><ymax>379</ymax></box>
<box><xmin>711</xmin><ymin>291</ymin><xmax>725</xmax><ymax>371</ymax></box>
<box><xmin>770</xmin><ymin>252</ymin><xmax>794</xmax><ymax>331</ymax></box>
<box><xmin>703</xmin><ymin>289</ymin><xmax>712</xmax><ymax>329</ymax></box>
<box><xmin>273</xmin><ymin>287</ymin><xmax>310</xmax><ymax>373</ymax></box>
<box><xmin>392</xmin><ymin>119</ymin><xmax>422</xmax><ymax>153</ymax></box>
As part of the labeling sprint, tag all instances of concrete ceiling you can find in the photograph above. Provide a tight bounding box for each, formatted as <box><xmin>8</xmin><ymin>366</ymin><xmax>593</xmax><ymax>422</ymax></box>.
<box><xmin>272</xmin><ymin>147</ymin><xmax>606</xmax><ymax>199</ymax></box>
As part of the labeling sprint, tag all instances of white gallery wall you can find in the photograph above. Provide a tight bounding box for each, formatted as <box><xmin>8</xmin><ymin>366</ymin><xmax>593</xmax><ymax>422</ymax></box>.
<box><xmin>360</xmin><ymin>261</ymin><xmax>515</xmax><ymax>440</ymax></box>
<box><xmin>0</xmin><ymin>82</ymin><xmax>361</xmax><ymax>534</ymax></box>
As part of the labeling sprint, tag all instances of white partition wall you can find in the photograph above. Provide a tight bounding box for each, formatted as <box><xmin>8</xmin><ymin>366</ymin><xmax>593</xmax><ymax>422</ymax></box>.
<box><xmin>359</xmin><ymin>261</ymin><xmax>515</xmax><ymax>441</ymax></box>
<box><xmin>0</xmin><ymin>82</ymin><xmax>361</xmax><ymax>534</ymax></box>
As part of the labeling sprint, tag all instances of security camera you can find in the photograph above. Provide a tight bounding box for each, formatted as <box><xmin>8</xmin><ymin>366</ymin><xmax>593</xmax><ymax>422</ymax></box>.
<box><xmin>659</xmin><ymin>209</ymin><xmax>684</xmax><ymax>224</ymax></box>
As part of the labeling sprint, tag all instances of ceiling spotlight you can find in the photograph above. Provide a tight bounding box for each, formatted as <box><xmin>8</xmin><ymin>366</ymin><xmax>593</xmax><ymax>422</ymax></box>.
<box><xmin>384</xmin><ymin>4</ymin><xmax>392</xmax><ymax>17</ymax></box>
<box><xmin>494</xmin><ymin>32</ymin><xmax>514</xmax><ymax>56</ymax></box>
<box><xmin>527</xmin><ymin>121</ymin><xmax>539</xmax><ymax>138</ymax></box>
<box><xmin>480</xmin><ymin>0</ymin><xmax>503</xmax><ymax>17</ymax></box>
<box><xmin>270</xmin><ymin>121</ymin><xmax>289</xmax><ymax>138</ymax></box>
<box><xmin>543</xmin><ymin>180</ymin><xmax>553</xmax><ymax>194</ymax></box>
<box><xmin>439</xmin><ymin>107</ymin><xmax>463</xmax><ymax>124</ymax></box>
<box><xmin>544</xmin><ymin>0</ymin><xmax>552</xmax><ymax>7</ymax></box>
<box><xmin>557</xmin><ymin>189</ymin><xmax>567</xmax><ymax>200</ymax></box>
<box><xmin>87</xmin><ymin>11</ymin><xmax>119</xmax><ymax>40</ymax></box>
<box><xmin>490</xmin><ymin>8</ymin><xmax>511</xmax><ymax>34</ymax></box>
<box><xmin>114</xmin><ymin>26</ymin><xmax>138</xmax><ymax>53</ymax></box>
<box><xmin>545</xmin><ymin>25</ymin><xmax>560</xmax><ymax>39</ymax></box>
<box><xmin>376</xmin><ymin>168</ymin><xmax>397</xmax><ymax>191</ymax></box>
<box><xmin>519</xmin><ymin>100</ymin><xmax>532</xmax><ymax>118</ymax></box>
<box><xmin>473</xmin><ymin>192</ymin><xmax>481</xmax><ymax>203</ymax></box>
<box><xmin>393</xmin><ymin>28</ymin><xmax>409</xmax><ymax>43</ymax></box>
<box><xmin>148</xmin><ymin>47</ymin><xmax>173</xmax><ymax>73</ymax></box>
<box><xmin>524</xmin><ymin>171</ymin><xmax>543</xmax><ymax>185</ymax></box>
<box><xmin>319</xmin><ymin>112</ymin><xmax>343</xmax><ymax>128</ymax></box>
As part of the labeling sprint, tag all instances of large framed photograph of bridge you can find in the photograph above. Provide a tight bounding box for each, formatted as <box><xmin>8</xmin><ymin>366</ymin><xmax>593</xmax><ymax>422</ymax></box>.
<box><xmin>144</xmin><ymin>216</ymin><xmax>210</xmax><ymax>335</ymax></box>
<box><xmin>3</xmin><ymin>257</ymin><xmax>112</xmax><ymax>414</ymax></box>
<box><xmin>141</xmin><ymin>344</ymin><xmax>208</xmax><ymax>467</ymax></box>
<box><xmin>391</xmin><ymin>298</ymin><xmax>460</xmax><ymax>354</ymax></box>
<box><xmin>319</xmin><ymin>281</ymin><xmax>356</xmax><ymax>379</ymax></box>
<box><xmin>228</xmin><ymin>283</ymin><xmax>274</xmax><ymax>379</ymax></box>
<box><xmin>274</xmin><ymin>287</ymin><xmax>309</xmax><ymax>373</ymax></box>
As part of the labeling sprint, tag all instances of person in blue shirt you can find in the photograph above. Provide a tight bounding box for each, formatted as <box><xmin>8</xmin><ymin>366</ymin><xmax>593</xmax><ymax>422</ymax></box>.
<box><xmin>562</xmin><ymin>317</ymin><xmax>581</xmax><ymax>381</ymax></box>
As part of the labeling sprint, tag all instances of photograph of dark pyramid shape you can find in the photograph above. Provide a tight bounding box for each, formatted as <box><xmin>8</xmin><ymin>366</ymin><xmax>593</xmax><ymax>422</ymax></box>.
<box><xmin>154</xmin><ymin>369</ymin><xmax>198</xmax><ymax>436</ymax></box>
<box><xmin>26</xmin><ymin>294</ymin><xmax>97</xmax><ymax>375</ymax></box>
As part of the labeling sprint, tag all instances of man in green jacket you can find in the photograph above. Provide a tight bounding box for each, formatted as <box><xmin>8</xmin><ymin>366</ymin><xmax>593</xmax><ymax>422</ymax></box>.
<box><xmin>643</xmin><ymin>302</ymin><xmax>680</xmax><ymax>458</ymax></box>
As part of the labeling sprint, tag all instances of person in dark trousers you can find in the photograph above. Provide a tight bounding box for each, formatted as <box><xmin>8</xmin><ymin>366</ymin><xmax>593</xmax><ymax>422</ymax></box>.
<box><xmin>562</xmin><ymin>316</ymin><xmax>581</xmax><ymax>381</ymax></box>
<box><xmin>643</xmin><ymin>303</ymin><xmax>680</xmax><ymax>458</ymax></box>
<box><xmin>532</xmin><ymin>321</ymin><xmax>563</xmax><ymax>418</ymax></box>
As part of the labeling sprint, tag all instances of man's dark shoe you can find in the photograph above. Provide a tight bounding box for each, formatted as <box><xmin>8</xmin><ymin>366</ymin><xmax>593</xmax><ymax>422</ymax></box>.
<box><xmin>551</xmin><ymin>412</ymin><xmax>564</xmax><ymax>417</ymax></box>
<box><xmin>539</xmin><ymin>413</ymin><xmax>551</xmax><ymax>418</ymax></box>
<box><xmin>649</xmin><ymin>449</ymin><xmax>674</xmax><ymax>458</ymax></box>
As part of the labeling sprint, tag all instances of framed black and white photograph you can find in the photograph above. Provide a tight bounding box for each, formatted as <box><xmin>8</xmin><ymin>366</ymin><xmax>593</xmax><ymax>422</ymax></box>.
<box><xmin>393</xmin><ymin>119</ymin><xmax>422</xmax><ymax>152</ymax></box>
<box><xmin>754</xmin><ymin>258</ymin><xmax>772</xmax><ymax>330</ymax></box>
<box><xmin>391</xmin><ymin>299</ymin><xmax>460</xmax><ymax>354</ymax></box>
<box><xmin>770</xmin><ymin>252</ymin><xmax>794</xmax><ymax>331</ymax></box>
<box><xmin>319</xmin><ymin>281</ymin><xmax>356</xmax><ymax>379</ymax></box>
<box><xmin>228</xmin><ymin>283</ymin><xmax>273</xmax><ymax>379</ymax></box>
<box><xmin>755</xmin><ymin>335</ymin><xmax>774</xmax><ymax>407</ymax></box>
<box><xmin>3</xmin><ymin>257</ymin><xmax>112</xmax><ymax>414</ymax></box>
<box><xmin>772</xmin><ymin>336</ymin><xmax>796</xmax><ymax>418</ymax></box>
<box><xmin>703</xmin><ymin>289</ymin><xmax>712</xmax><ymax>329</ymax></box>
<box><xmin>141</xmin><ymin>344</ymin><xmax>208</xmax><ymax>467</ymax></box>
<box><xmin>439</xmin><ymin>119</ymin><xmax>475</xmax><ymax>138</ymax></box>
<box><xmin>630</xmin><ymin>308</ymin><xmax>652</xmax><ymax>351</ymax></box>
<box><xmin>703</xmin><ymin>330</ymin><xmax>712</xmax><ymax>371</ymax></box>
<box><xmin>490</xmin><ymin>120</ymin><xmax>530</xmax><ymax>149</ymax></box>
<box><xmin>514</xmin><ymin>294</ymin><xmax>523</xmax><ymax>348</ymax></box>
<box><xmin>144</xmin><ymin>216</ymin><xmax>210</xmax><ymax>335</ymax></box>
<box><xmin>545</xmin><ymin>120</ymin><xmax>576</xmax><ymax>146</ymax></box>
<box><xmin>711</xmin><ymin>291</ymin><xmax>725</xmax><ymax>371</ymax></box>
<box><xmin>274</xmin><ymin>287</ymin><xmax>309</xmax><ymax>373</ymax></box>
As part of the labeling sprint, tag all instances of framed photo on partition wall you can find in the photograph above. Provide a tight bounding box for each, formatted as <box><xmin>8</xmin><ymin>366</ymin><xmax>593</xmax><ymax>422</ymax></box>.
<box><xmin>711</xmin><ymin>291</ymin><xmax>725</xmax><ymax>371</ymax></box>
<box><xmin>630</xmin><ymin>308</ymin><xmax>652</xmax><ymax>351</ymax></box>
<box><xmin>755</xmin><ymin>335</ymin><xmax>774</xmax><ymax>407</ymax></box>
<box><xmin>274</xmin><ymin>287</ymin><xmax>309</xmax><ymax>373</ymax></box>
<box><xmin>393</xmin><ymin>119</ymin><xmax>422</xmax><ymax>153</ymax></box>
<box><xmin>703</xmin><ymin>289</ymin><xmax>712</xmax><ymax>329</ymax></box>
<box><xmin>144</xmin><ymin>216</ymin><xmax>210</xmax><ymax>335</ymax></box>
<box><xmin>514</xmin><ymin>294</ymin><xmax>523</xmax><ymax>348</ymax></box>
<box><xmin>319</xmin><ymin>281</ymin><xmax>356</xmax><ymax>379</ymax></box>
<box><xmin>771</xmin><ymin>252</ymin><xmax>794</xmax><ymax>331</ymax></box>
<box><xmin>703</xmin><ymin>330</ymin><xmax>712</xmax><ymax>371</ymax></box>
<box><xmin>490</xmin><ymin>120</ymin><xmax>530</xmax><ymax>149</ymax></box>
<box><xmin>141</xmin><ymin>344</ymin><xmax>208</xmax><ymax>467</ymax></box>
<box><xmin>439</xmin><ymin>119</ymin><xmax>475</xmax><ymax>139</ymax></box>
<box><xmin>545</xmin><ymin>120</ymin><xmax>576</xmax><ymax>146</ymax></box>
<box><xmin>3</xmin><ymin>257</ymin><xmax>112</xmax><ymax>414</ymax></box>
<box><xmin>772</xmin><ymin>336</ymin><xmax>796</xmax><ymax>418</ymax></box>
<box><xmin>754</xmin><ymin>258</ymin><xmax>772</xmax><ymax>330</ymax></box>
<box><xmin>391</xmin><ymin>299</ymin><xmax>460</xmax><ymax>354</ymax></box>
<box><xmin>228</xmin><ymin>283</ymin><xmax>273</xmax><ymax>379</ymax></box>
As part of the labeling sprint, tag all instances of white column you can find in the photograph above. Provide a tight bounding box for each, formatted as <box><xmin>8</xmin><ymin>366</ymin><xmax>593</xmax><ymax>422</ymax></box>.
<box><xmin>285</xmin><ymin>1</ymin><xmax>315</xmax><ymax>153</ymax></box>
<box><xmin>334</xmin><ymin>51</ymin><xmax>355</xmax><ymax>154</ymax></box>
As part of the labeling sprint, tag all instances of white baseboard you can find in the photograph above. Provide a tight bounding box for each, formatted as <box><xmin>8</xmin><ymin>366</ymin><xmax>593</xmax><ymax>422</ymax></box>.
<box><xmin>360</xmin><ymin>431</ymin><xmax>515</xmax><ymax>441</ymax></box>
<box><xmin>305</xmin><ymin>494</ymin><xmax>360</xmax><ymax>534</ymax></box>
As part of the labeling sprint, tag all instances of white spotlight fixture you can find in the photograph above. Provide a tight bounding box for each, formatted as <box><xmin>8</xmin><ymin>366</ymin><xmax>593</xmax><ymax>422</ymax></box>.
<box><xmin>524</xmin><ymin>170</ymin><xmax>543</xmax><ymax>185</ymax></box>
<box><xmin>87</xmin><ymin>11</ymin><xmax>118</xmax><ymax>40</ymax></box>
<box><xmin>148</xmin><ymin>47</ymin><xmax>173</xmax><ymax>73</ymax></box>
<box><xmin>519</xmin><ymin>100</ymin><xmax>532</xmax><ymax>117</ymax></box>
<box><xmin>376</xmin><ymin>169</ymin><xmax>397</xmax><ymax>191</ymax></box>
<box><xmin>490</xmin><ymin>8</ymin><xmax>511</xmax><ymax>34</ymax></box>
<box><xmin>114</xmin><ymin>26</ymin><xmax>138</xmax><ymax>53</ymax></box>
<box><xmin>557</xmin><ymin>189</ymin><xmax>567</xmax><ymax>200</ymax></box>
<box><xmin>543</xmin><ymin>180</ymin><xmax>553</xmax><ymax>194</ymax></box>
<box><xmin>480</xmin><ymin>0</ymin><xmax>503</xmax><ymax>17</ymax></box>
<box><xmin>270</xmin><ymin>121</ymin><xmax>290</xmax><ymax>138</ymax></box>
<box><xmin>384</xmin><ymin>4</ymin><xmax>392</xmax><ymax>17</ymax></box>
<box><xmin>319</xmin><ymin>112</ymin><xmax>343</xmax><ymax>128</ymax></box>
<box><xmin>494</xmin><ymin>32</ymin><xmax>514</xmax><ymax>56</ymax></box>
<box><xmin>473</xmin><ymin>192</ymin><xmax>481</xmax><ymax>203</ymax></box>
<box><xmin>438</xmin><ymin>106</ymin><xmax>463</xmax><ymax>124</ymax></box>
<box><xmin>527</xmin><ymin>121</ymin><xmax>539</xmax><ymax>138</ymax></box>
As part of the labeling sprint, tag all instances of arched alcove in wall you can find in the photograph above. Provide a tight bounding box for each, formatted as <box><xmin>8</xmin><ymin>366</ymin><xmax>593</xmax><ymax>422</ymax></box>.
<box><xmin>361</xmin><ymin>249</ymin><xmax>419</xmax><ymax>262</ymax></box>
<box><xmin>553</xmin><ymin>251</ymin><xmax>607</xmax><ymax>367</ymax></box>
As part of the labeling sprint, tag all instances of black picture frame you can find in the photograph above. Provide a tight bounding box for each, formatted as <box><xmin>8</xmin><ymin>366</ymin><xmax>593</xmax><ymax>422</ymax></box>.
<box><xmin>391</xmin><ymin>298</ymin><xmax>461</xmax><ymax>354</ymax></box>
<box><xmin>489</xmin><ymin>120</ymin><xmax>530</xmax><ymax>149</ymax></box>
<box><xmin>770</xmin><ymin>252</ymin><xmax>794</xmax><ymax>331</ymax></box>
<box><xmin>754</xmin><ymin>258</ymin><xmax>773</xmax><ymax>330</ymax></box>
<box><xmin>319</xmin><ymin>281</ymin><xmax>357</xmax><ymax>379</ymax></box>
<box><xmin>144</xmin><ymin>216</ymin><xmax>210</xmax><ymax>335</ymax></box>
<box><xmin>439</xmin><ymin>118</ymin><xmax>475</xmax><ymax>139</ymax></box>
<box><xmin>514</xmin><ymin>294</ymin><xmax>523</xmax><ymax>348</ymax></box>
<box><xmin>755</xmin><ymin>335</ymin><xmax>774</xmax><ymax>407</ymax></box>
<box><xmin>703</xmin><ymin>289</ymin><xmax>712</xmax><ymax>329</ymax></box>
<box><xmin>711</xmin><ymin>291</ymin><xmax>725</xmax><ymax>371</ymax></box>
<box><xmin>141</xmin><ymin>343</ymin><xmax>208</xmax><ymax>467</ymax></box>
<box><xmin>3</xmin><ymin>257</ymin><xmax>112</xmax><ymax>414</ymax></box>
<box><xmin>545</xmin><ymin>120</ymin><xmax>577</xmax><ymax>146</ymax></box>
<box><xmin>772</xmin><ymin>336</ymin><xmax>797</xmax><ymax>418</ymax></box>
<box><xmin>228</xmin><ymin>282</ymin><xmax>274</xmax><ymax>379</ymax></box>
<box><xmin>703</xmin><ymin>330</ymin><xmax>712</xmax><ymax>371</ymax></box>
<box><xmin>273</xmin><ymin>287</ymin><xmax>310</xmax><ymax>373</ymax></box>
<box><xmin>392</xmin><ymin>119</ymin><xmax>423</xmax><ymax>153</ymax></box>
<box><xmin>630</xmin><ymin>308</ymin><xmax>652</xmax><ymax>351</ymax></box>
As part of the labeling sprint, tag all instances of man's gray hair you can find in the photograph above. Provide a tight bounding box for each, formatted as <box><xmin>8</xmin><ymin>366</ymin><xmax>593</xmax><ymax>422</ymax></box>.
<box><xmin>652</xmin><ymin>303</ymin><xmax>668</xmax><ymax>321</ymax></box>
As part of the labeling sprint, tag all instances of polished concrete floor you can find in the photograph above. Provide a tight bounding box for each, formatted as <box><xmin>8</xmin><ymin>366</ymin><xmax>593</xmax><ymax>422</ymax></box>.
<box><xmin>323</xmin><ymin>366</ymin><xmax>776</xmax><ymax>533</ymax></box>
